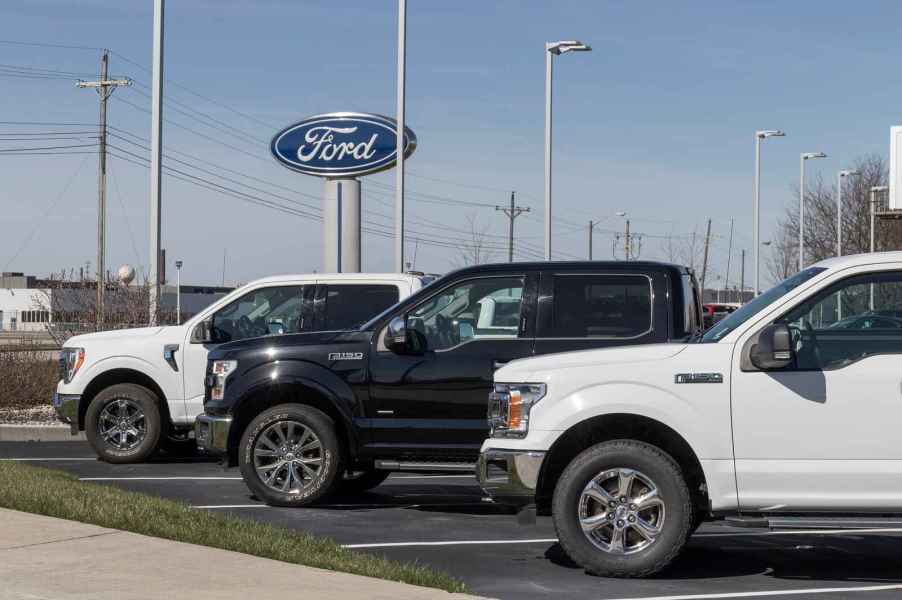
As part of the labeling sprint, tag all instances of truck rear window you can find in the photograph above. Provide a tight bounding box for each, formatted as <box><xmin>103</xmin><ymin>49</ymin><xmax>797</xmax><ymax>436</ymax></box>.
<box><xmin>324</xmin><ymin>284</ymin><xmax>399</xmax><ymax>330</ymax></box>
<box><xmin>544</xmin><ymin>274</ymin><xmax>652</xmax><ymax>338</ymax></box>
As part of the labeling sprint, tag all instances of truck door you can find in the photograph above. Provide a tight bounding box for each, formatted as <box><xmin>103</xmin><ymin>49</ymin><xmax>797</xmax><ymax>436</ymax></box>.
<box><xmin>731</xmin><ymin>269</ymin><xmax>902</xmax><ymax>511</ymax></box>
<box><xmin>532</xmin><ymin>271</ymin><xmax>665</xmax><ymax>355</ymax></box>
<box><xmin>367</xmin><ymin>273</ymin><xmax>537</xmax><ymax>459</ymax></box>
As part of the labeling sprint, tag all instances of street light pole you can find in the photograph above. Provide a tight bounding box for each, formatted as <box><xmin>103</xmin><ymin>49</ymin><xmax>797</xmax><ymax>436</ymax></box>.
<box><xmin>753</xmin><ymin>130</ymin><xmax>785</xmax><ymax>295</ymax></box>
<box><xmin>799</xmin><ymin>152</ymin><xmax>827</xmax><ymax>271</ymax></box>
<box><xmin>544</xmin><ymin>40</ymin><xmax>591</xmax><ymax>261</ymax></box>
<box><xmin>836</xmin><ymin>169</ymin><xmax>860</xmax><ymax>257</ymax></box>
<box><xmin>175</xmin><ymin>260</ymin><xmax>183</xmax><ymax>325</ymax></box>
<box><xmin>394</xmin><ymin>0</ymin><xmax>407</xmax><ymax>272</ymax></box>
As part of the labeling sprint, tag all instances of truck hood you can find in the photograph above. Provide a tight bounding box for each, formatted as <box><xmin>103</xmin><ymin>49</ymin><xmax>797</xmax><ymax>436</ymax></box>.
<box><xmin>498</xmin><ymin>343</ymin><xmax>689</xmax><ymax>382</ymax></box>
<box><xmin>66</xmin><ymin>325</ymin><xmax>172</xmax><ymax>347</ymax></box>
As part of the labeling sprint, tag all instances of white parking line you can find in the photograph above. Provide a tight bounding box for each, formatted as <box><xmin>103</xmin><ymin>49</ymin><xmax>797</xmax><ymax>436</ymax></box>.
<box><xmin>194</xmin><ymin>504</ymin><xmax>267</xmax><ymax>509</ymax></box>
<box><xmin>602</xmin><ymin>583</ymin><xmax>902</xmax><ymax>600</ymax></box>
<box><xmin>342</xmin><ymin>527</ymin><xmax>902</xmax><ymax>549</ymax></box>
<box><xmin>80</xmin><ymin>477</ymin><xmax>242</xmax><ymax>481</ymax></box>
<box><xmin>343</xmin><ymin>538</ymin><xmax>558</xmax><ymax>549</ymax></box>
<box><xmin>1</xmin><ymin>457</ymin><xmax>96</xmax><ymax>461</ymax></box>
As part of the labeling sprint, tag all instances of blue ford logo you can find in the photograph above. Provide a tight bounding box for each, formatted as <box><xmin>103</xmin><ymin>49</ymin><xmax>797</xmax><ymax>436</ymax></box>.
<box><xmin>271</xmin><ymin>112</ymin><xmax>417</xmax><ymax>178</ymax></box>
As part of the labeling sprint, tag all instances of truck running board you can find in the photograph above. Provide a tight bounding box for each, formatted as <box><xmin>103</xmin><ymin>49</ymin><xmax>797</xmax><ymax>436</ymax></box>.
<box><xmin>375</xmin><ymin>460</ymin><xmax>476</xmax><ymax>473</ymax></box>
<box><xmin>726</xmin><ymin>515</ymin><xmax>902</xmax><ymax>530</ymax></box>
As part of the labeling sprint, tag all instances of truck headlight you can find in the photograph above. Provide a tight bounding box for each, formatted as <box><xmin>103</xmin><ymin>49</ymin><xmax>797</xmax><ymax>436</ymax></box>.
<box><xmin>488</xmin><ymin>383</ymin><xmax>546</xmax><ymax>438</ymax></box>
<box><xmin>210</xmin><ymin>360</ymin><xmax>237</xmax><ymax>401</ymax></box>
<box><xmin>60</xmin><ymin>347</ymin><xmax>85</xmax><ymax>383</ymax></box>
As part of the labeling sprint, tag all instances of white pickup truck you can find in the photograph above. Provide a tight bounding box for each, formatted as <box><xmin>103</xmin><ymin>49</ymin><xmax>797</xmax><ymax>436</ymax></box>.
<box><xmin>54</xmin><ymin>273</ymin><xmax>429</xmax><ymax>463</ymax></box>
<box><xmin>478</xmin><ymin>252</ymin><xmax>902</xmax><ymax>577</ymax></box>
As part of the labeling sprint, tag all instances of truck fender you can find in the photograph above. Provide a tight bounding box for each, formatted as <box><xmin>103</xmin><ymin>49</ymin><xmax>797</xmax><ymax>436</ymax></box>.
<box><xmin>228</xmin><ymin>359</ymin><xmax>360</xmax><ymax>451</ymax></box>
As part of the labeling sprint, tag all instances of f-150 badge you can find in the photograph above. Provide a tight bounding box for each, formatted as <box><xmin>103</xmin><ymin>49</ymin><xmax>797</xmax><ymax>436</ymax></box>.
<box><xmin>328</xmin><ymin>352</ymin><xmax>364</xmax><ymax>361</ymax></box>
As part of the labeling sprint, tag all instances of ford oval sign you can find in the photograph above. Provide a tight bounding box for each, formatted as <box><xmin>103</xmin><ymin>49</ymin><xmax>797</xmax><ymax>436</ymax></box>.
<box><xmin>271</xmin><ymin>112</ymin><xmax>416</xmax><ymax>178</ymax></box>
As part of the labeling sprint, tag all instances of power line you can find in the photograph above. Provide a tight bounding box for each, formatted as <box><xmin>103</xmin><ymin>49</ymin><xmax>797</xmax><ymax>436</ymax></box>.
<box><xmin>2</xmin><ymin>154</ymin><xmax>91</xmax><ymax>271</ymax></box>
<box><xmin>0</xmin><ymin>39</ymin><xmax>102</xmax><ymax>51</ymax></box>
<box><xmin>0</xmin><ymin>143</ymin><xmax>98</xmax><ymax>152</ymax></box>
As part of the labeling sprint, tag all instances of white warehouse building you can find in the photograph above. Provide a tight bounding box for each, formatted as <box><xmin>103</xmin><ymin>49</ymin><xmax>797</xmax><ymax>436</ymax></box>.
<box><xmin>0</xmin><ymin>287</ymin><xmax>51</xmax><ymax>333</ymax></box>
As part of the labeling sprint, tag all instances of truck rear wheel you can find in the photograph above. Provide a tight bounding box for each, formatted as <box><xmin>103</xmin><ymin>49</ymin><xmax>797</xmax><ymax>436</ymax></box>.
<box><xmin>552</xmin><ymin>440</ymin><xmax>692</xmax><ymax>578</ymax></box>
<box><xmin>238</xmin><ymin>404</ymin><xmax>342</xmax><ymax>507</ymax></box>
<box><xmin>85</xmin><ymin>384</ymin><xmax>162</xmax><ymax>464</ymax></box>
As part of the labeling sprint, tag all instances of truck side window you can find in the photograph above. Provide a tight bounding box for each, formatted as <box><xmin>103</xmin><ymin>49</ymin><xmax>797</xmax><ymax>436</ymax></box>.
<box><xmin>211</xmin><ymin>286</ymin><xmax>305</xmax><ymax>343</ymax></box>
<box><xmin>543</xmin><ymin>274</ymin><xmax>652</xmax><ymax>338</ymax></box>
<box><xmin>407</xmin><ymin>277</ymin><xmax>524</xmax><ymax>351</ymax></box>
<box><xmin>778</xmin><ymin>271</ymin><xmax>902</xmax><ymax>370</ymax></box>
<box><xmin>324</xmin><ymin>284</ymin><xmax>399</xmax><ymax>330</ymax></box>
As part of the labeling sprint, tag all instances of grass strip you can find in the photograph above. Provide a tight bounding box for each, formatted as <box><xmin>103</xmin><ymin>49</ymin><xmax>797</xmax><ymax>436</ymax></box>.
<box><xmin>0</xmin><ymin>462</ymin><xmax>467</xmax><ymax>593</ymax></box>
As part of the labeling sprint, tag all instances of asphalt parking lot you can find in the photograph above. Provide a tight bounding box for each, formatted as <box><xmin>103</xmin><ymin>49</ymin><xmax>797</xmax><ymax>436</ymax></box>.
<box><xmin>5</xmin><ymin>442</ymin><xmax>902</xmax><ymax>600</ymax></box>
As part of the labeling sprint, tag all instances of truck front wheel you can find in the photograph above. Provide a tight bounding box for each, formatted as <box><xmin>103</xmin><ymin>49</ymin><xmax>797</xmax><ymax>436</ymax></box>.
<box><xmin>552</xmin><ymin>440</ymin><xmax>693</xmax><ymax>578</ymax></box>
<box><xmin>85</xmin><ymin>384</ymin><xmax>163</xmax><ymax>464</ymax></box>
<box><xmin>238</xmin><ymin>404</ymin><xmax>342</xmax><ymax>507</ymax></box>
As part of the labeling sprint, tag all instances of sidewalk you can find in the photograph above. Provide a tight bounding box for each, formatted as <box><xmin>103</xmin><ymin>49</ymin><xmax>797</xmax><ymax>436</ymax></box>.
<box><xmin>0</xmin><ymin>508</ymin><xmax>485</xmax><ymax>600</ymax></box>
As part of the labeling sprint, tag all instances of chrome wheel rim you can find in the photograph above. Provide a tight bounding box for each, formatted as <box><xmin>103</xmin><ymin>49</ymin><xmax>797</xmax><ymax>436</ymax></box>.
<box><xmin>253</xmin><ymin>421</ymin><xmax>323</xmax><ymax>494</ymax></box>
<box><xmin>578</xmin><ymin>468</ymin><xmax>665</xmax><ymax>555</ymax></box>
<box><xmin>98</xmin><ymin>398</ymin><xmax>146</xmax><ymax>451</ymax></box>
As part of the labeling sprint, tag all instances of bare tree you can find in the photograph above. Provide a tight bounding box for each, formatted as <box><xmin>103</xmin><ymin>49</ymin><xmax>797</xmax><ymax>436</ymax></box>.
<box><xmin>455</xmin><ymin>213</ymin><xmax>496</xmax><ymax>267</ymax></box>
<box><xmin>765</xmin><ymin>222</ymin><xmax>798</xmax><ymax>283</ymax></box>
<box><xmin>33</xmin><ymin>273</ymin><xmax>168</xmax><ymax>346</ymax></box>
<box><xmin>666</xmin><ymin>226</ymin><xmax>704</xmax><ymax>273</ymax></box>
<box><xmin>776</xmin><ymin>154</ymin><xmax>899</xmax><ymax>279</ymax></box>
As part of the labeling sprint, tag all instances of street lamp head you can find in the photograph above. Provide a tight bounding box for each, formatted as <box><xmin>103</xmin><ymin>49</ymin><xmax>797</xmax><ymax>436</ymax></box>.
<box><xmin>839</xmin><ymin>169</ymin><xmax>860</xmax><ymax>178</ymax></box>
<box><xmin>547</xmin><ymin>40</ymin><xmax>592</xmax><ymax>55</ymax></box>
<box><xmin>802</xmin><ymin>152</ymin><xmax>827</xmax><ymax>160</ymax></box>
<box><xmin>615</xmin><ymin>211</ymin><xmax>627</xmax><ymax>217</ymax></box>
<box><xmin>756</xmin><ymin>129</ymin><xmax>785</xmax><ymax>139</ymax></box>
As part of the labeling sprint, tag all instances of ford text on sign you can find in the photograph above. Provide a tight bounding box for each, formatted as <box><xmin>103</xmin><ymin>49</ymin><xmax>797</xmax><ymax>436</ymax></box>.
<box><xmin>271</xmin><ymin>112</ymin><xmax>417</xmax><ymax>178</ymax></box>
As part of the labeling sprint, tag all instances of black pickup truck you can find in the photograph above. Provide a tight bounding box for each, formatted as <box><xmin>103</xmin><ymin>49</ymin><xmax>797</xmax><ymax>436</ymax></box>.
<box><xmin>196</xmin><ymin>261</ymin><xmax>702</xmax><ymax>506</ymax></box>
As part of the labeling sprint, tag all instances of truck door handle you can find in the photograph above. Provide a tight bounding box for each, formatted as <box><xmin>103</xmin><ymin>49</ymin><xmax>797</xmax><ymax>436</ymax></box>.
<box><xmin>493</xmin><ymin>360</ymin><xmax>508</xmax><ymax>370</ymax></box>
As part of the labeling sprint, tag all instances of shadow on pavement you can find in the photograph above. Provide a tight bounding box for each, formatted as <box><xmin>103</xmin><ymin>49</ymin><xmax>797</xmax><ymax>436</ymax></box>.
<box><xmin>545</xmin><ymin>534</ymin><xmax>902</xmax><ymax>583</ymax></box>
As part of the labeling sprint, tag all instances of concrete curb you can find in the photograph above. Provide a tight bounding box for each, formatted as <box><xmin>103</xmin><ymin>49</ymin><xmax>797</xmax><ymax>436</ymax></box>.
<box><xmin>0</xmin><ymin>424</ymin><xmax>85</xmax><ymax>442</ymax></box>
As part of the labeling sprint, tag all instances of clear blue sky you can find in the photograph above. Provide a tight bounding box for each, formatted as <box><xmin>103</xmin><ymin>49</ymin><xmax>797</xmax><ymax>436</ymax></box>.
<box><xmin>2</xmin><ymin>0</ymin><xmax>901</xmax><ymax>287</ymax></box>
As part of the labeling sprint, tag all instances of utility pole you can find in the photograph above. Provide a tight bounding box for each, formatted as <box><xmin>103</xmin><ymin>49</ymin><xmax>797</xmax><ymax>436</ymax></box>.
<box><xmin>724</xmin><ymin>218</ymin><xmax>734</xmax><ymax>301</ymax></box>
<box><xmin>740</xmin><ymin>249</ymin><xmax>746</xmax><ymax>302</ymax></box>
<box><xmin>76</xmin><ymin>50</ymin><xmax>131</xmax><ymax>327</ymax></box>
<box><xmin>495</xmin><ymin>192</ymin><xmax>530</xmax><ymax>262</ymax></box>
<box><xmin>588</xmin><ymin>220</ymin><xmax>593</xmax><ymax>260</ymax></box>
<box><xmin>700</xmin><ymin>218</ymin><xmax>712</xmax><ymax>297</ymax></box>
<box><xmin>624</xmin><ymin>220</ymin><xmax>631</xmax><ymax>261</ymax></box>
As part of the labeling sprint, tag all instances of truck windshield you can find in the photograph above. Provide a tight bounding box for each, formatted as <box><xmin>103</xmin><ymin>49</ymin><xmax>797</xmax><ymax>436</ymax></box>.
<box><xmin>699</xmin><ymin>267</ymin><xmax>826</xmax><ymax>343</ymax></box>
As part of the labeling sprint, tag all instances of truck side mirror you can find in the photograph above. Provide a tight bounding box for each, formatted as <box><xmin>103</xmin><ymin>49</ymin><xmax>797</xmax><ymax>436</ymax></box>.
<box><xmin>385</xmin><ymin>316</ymin><xmax>409</xmax><ymax>353</ymax></box>
<box><xmin>191</xmin><ymin>319</ymin><xmax>215</xmax><ymax>344</ymax></box>
<box><xmin>750</xmin><ymin>323</ymin><xmax>793</xmax><ymax>370</ymax></box>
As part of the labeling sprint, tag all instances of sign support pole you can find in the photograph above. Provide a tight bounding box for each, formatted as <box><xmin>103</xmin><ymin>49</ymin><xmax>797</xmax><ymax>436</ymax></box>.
<box><xmin>323</xmin><ymin>179</ymin><xmax>361</xmax><ymax>273</ymax></box>
<box><xmin>149</xmin><ymin>0</ymin><xmax>165</xmax><ymax>325</ymax></box>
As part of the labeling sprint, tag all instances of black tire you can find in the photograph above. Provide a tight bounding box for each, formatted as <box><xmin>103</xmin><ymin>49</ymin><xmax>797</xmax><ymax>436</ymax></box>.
<box><xmin>552</xmin><ymin>440</ymin><xmax>693</xmax><ymax>578</ymax></box>
<box><xmin>85</xmin><ymin>383</ymin><xmax>162</xmax><ymax>464</ymax></box>
<box><xmin>238</xmin><ymin>404</ymin><xmax>342</xmax><ymax>507</ymax></box>
<box><xmin>337</xmin><ymin>469</ymin><xmax>391</xmax><ymax>494</ymax></box>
